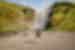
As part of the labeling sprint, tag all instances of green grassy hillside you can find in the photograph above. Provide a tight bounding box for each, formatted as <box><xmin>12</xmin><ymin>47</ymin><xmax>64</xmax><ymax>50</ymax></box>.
<box><xmin>0</xmin><ymin>2</ymin><xmax>34</xmax><ymax>32</ymax></box>
<box><xmin>51</xmin><ymin>2</ymin><xmax>75</xmax><ymax>31</ymax></box>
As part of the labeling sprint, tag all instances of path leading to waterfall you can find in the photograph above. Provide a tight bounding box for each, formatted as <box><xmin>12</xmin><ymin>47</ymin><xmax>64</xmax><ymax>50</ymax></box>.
<box><xmin>0</xmin><ymin>32</ymin><xmax>74</xmax><ymax>50</ymax></box>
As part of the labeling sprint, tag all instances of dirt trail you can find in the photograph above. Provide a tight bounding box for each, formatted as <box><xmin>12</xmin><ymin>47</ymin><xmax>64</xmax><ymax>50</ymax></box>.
<box><xmin>0</xmin><ymin>32</ymin><xmax>74</xmax><ymax>50</ymax></box>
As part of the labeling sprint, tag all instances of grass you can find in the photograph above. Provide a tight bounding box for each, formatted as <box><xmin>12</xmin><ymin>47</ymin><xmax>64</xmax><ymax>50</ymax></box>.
<box><xmin>0</xmin><ymin>1</ymin><xmax>34</xmax><ymax>32</ymax></box>
<box><xmin>48</xmin><ymin>2</ymin><xmax>75</xmax><ymax>32</ymax></box>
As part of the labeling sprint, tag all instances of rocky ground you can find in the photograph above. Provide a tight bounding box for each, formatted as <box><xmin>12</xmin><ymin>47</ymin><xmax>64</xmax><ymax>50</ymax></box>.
<box><xmin>0</xmin><ymin>31</ymin><xmax>74</xmax><ymax>50</ymax></box>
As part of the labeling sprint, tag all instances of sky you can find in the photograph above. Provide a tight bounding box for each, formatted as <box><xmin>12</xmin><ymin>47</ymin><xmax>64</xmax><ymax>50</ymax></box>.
<box><xmin>5</xmin><ymin>0</ymin><xmax>57</xmax><ymax>12</ymax></box>
<box><xmin>6</xmin><ymin>0</ymin><xmax>56</xmax><ymax>8</ymax></box>
<box><xmin>6</xmin><ymin>0</ymin><xmax>74</xmax><ymax>11</ymax></box>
